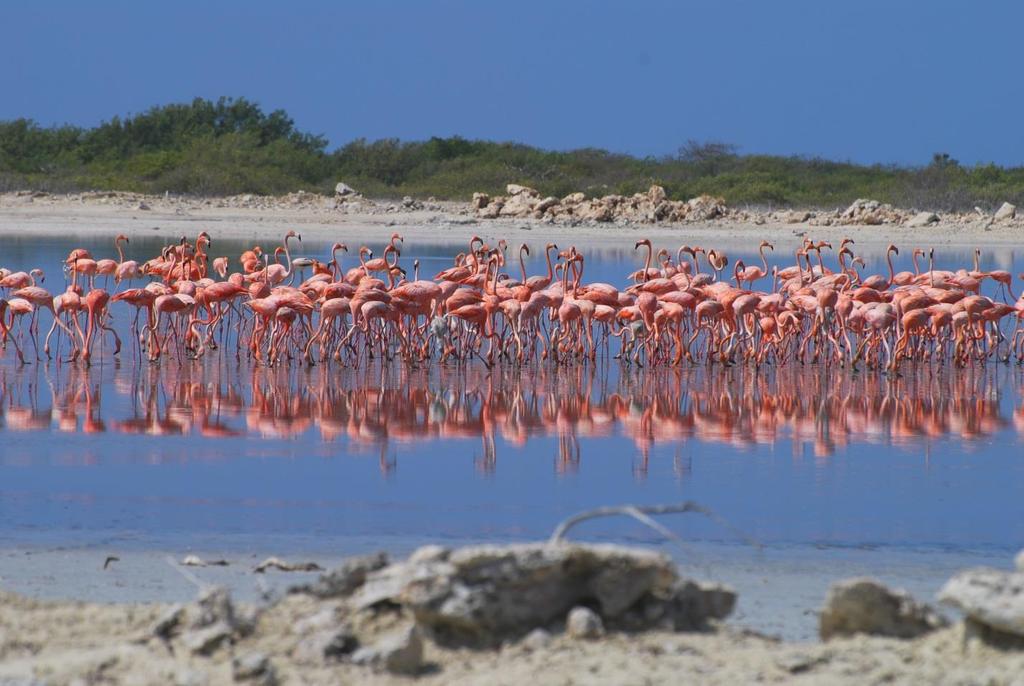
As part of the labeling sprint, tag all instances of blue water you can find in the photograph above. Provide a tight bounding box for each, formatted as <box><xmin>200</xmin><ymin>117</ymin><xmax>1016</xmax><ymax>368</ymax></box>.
<box><xmin>0</xmin><ymin>236</ymin><xmax>1022</xmax><ymax>555</ymax></box>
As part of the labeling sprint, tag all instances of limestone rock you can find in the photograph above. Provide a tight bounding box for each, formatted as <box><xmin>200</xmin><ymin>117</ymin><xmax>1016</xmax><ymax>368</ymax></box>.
<box><xmin>841</xmin><ymin>198</ymin><xmax>907</xmax><ymax>225</ymax></box>
<box><xmin>354</xmin><ymin>542</ymin><xmax>685</xmax><ymax>647</ymax></box>
<box><xmin>820</xmin><ymin>578</ymin><xmax>947</xmax><ymax>640</ymax></box>
<box><xmin>191</xmin><ymin>586</ymin><xmax>237</xmax><ymax>630</ymax></box>
<box><xmin>940</xmin><ymin>567</ymin><xmax>1024</xmax><ymax>638</ymax></box>
<box><xmin>232</xmin><ymin>652</ymin><xmax>276</xmax><ymax>685</ymax></box>
<box><xmin>534</xmin><ymin>196</ymin><xmax>560</xmax><ymax>215</ymax></box>
<box><xmin>478</xmin><ymin>200</ymin><xmax>504</xmax><ymax>219</ymax></box>
<box><xmin>290</xmin><ymin>552</ymin><xmax>389</xmax><ymax>599</ymax></box>
<box><xmin>351</xmin><ymin>624</ymin><xmax>423</xmax><ymax>675</ymax></box>
<box><xmin>994</xmin><ymin>202</ymin><xmax>1017</xmax><ymax>221</ymax></box>
<box><xmin>521</xmin><ymin>627</ymin><xmax>552</xmax><ymax>650</ymax></box>
<box><xmin>647</xmin><ymin>185</ymin><xmax>667</xmax><ymax>204</ymax></box>
<box><xmin>292</xmin><ymin>626</ymin><xmax>359</xmax><ymax>663</ymax></box>
<box><xmin>471</xmin><ymin>192</ymin><xmax>490</xmax><ymax>209</ymax></box>
<box><xmin>562</xmin><ymin>192</ymin><xmax>586</xmax><ymax>205</ymax></box>
<box><xmin>658</xmin><ymin>580</ymin><xmax>738</xmax><ymax>631</ymax></box>
<box><xmin>151</xmin><ymin>604</ymin><xmax>185</xmax><ymax>640</ymax></box>
<box><xmin>685</xmin><ymin>194</ymin><xmax>727</xmax><ymax>221</ymax></box>
<box><xmin>566</xmin><ymin>606</ymin><xmax>605</xmax><ymax>639</ymax></box>
<box><xmin>334</xmin><ymin>182</ymin><xmax>357</xmax><ymax>197</ymax></box>
<box><xmin>506</xmin><ymin>184</ymin><xmax>539</xmax><ymax>197</ymax></box>
<box><xmin>182</xmin><ymin>621</ymin><xmax>233</xmax><ymax>655</ymax></box>
<box><xmin>905</xmin><ymin>211</ymin><xmax>940</xmax><ymax>227</ymax></box>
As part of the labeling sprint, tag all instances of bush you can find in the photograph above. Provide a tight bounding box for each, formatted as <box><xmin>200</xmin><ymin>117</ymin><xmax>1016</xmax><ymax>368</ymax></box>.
<box><xmin>3</xmin><ymin>98</ymin><xmax>1024</xmax><ymax>210</ymax></box>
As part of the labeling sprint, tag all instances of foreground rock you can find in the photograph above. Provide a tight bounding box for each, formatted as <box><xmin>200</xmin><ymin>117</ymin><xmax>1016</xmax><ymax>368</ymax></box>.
<box><xmin>940</xmin><ymin>567</ymin><xmax>1024</xmax><ymax>644</ymax></box>
<box><xmin>350</xmin><ymin>624</ymin><xmax>423</xmax><ymax>674</ymax></box>
<box><xmin>819</xmin><ymin>578</ymin><xmax>947</xmax><ymax>640</ymax></box>
<box><xmin>344</xmin><ymin>542</ymin><xmax>735</xmax><ymax>647</ymax></box>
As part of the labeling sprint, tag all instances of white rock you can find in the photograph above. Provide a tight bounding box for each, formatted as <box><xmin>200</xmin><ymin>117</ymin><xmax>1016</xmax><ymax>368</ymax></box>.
<box><xmin>334</xmin><ymin>182</ymin><xmax>357</xmax><ymax>196</ymax></box>
<box><xmin>940</xmin><ymin>568</ymin><xmax>1024</xmax><ymax>637</ymax></box>
<box><xmin>521</xmin><ymin>627</ymin><xmax>552</xmax><ymax>650</ymax></box>
<box><xmin>351</xmin><ymin>624</ymin><xmax>423</xmax><ymax>674</ymax></box>
<box><xmin>994</xmin><ymin>202</ymin><xmax>1016</xmax><ymax>221</ymax></box>
<box><xmin>566</xmin><ymin>606</ymin><xmax>605</xmax><ymax>639</ymax></box>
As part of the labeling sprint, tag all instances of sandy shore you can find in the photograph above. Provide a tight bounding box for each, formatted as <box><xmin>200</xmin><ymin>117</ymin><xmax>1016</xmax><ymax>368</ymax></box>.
<box><xmin>0</xmin><ymin>539</ymin><xmax>1022</xmax><ymax>684</ymax></box>
<box><xmin>1</xmin><ymin>191</ymin><xmax>1021</xmax><ymax>251</ymax></box>
<box><xmin>0</xmin><ymin>531</ymin><xmax>1013</xmax><ymax>642</ymax></box>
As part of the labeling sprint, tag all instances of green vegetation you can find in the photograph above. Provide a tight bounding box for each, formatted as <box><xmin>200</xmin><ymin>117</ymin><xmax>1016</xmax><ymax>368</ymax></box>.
<box><xmin>2</xmin><ymin>97</ymin><xmax>1023</xmax><ymax>211</ymax></box>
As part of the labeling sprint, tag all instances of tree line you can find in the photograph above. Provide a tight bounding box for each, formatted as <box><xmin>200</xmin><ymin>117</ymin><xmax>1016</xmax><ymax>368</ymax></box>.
<box><xmin>1</xmin><ymin>97</ymin><xmax>1022</xmax><ymax>210</ymax></box>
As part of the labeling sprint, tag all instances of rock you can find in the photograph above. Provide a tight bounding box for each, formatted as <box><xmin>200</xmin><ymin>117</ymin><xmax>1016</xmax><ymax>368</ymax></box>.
<box><xmin>151</xmin><ymin>604</ymin><xmax>185</xmax><ymax>640</ymax></box>
<box><xmin>562</xmin><ymin>192</ymin><xmax>586</xmax><ymax>205</ymax></box>
<box><xmin>534</xmin><ymin>196</ymin><xmax>560</xmax><ymax>215</ymax></box>
<box><xmin>232</xmin><ymin>652</ymin><xmax>276</xmax><ymax>684</ymax></box>
<box><xmin>192</xmin><ymin>587</ymin><xmax>237</xmax><ymax>630</ymax></box>
<box><xmin>471</xmin><ymin>192</ymin><xmax>490</xmax><ymax>209</ymax></box>
<box><xmin>137</xmin><ymin>202</ymin><xmax>150</xmax><ymax>211</ymax></box>
<box><xmin>478</xmin><ymin>200</ymin><xmax>504</xmax><ymax>219</ymax></box>
<box><xmin>685</xmin><ymin>194</ymin><xmax>727</xmax><ymax>221</ymax></box>
<box><xmin>506</xmin><ymin>184</ymin><xmax>539</xmax><ymax>197</ymax></box>
<box><xmin>354</xmin><ymin>542</ymin><xmax>682</xmax><ymax>647</ymax></box>
<box><xmin>335</xmin><ymin>182</ymin><xmax>357</xmax><ymax>197</ymax></box>
<box><xmin>521</xmin><ymin>627</ymin><xmax>552</xmax><ymax>650</ymax></box>
<box><xmin>254</xmin><ymin>557</ymin><xmax>323</xmax><ymax>573</ymax></box>
<box><xmin>658</xmin><ymin>580</ymin><xmax>737</xmax><ymax>631</ymax></box>
<box><xmin>783</xmin><ymin>211</ymin><xmax>811</xmax><ymax>224</ymax></box>
<box><xmin>182</xmin><ymin>621</ymin><xmax>233</xmax><ymax>655</ymax></box>
<box><xmin>498</xmin><ymin>192</ymin><xmax>539</xmax><ymax>218</ymax></box>
<box><xmin>905</xmin><ymin>211</ymin><xmax>940</xmax><ymax>227</ymax></box>
<box><xmin>566</xmin><ymin>606</ymin><xmax>605</xmax><ymax>639</ymax></box>
<box><xmin>994</xmin><ymin>202</ymin><xmax>1017</xmax><ymax>221</ymax></box>
<box><xmin>292</xmin><ymin>626</ymin><xmax>359</xmax><ymax>663</ymax></box>
<box><xmin>290</xmin><ymin>552</ymin><xmax>389</xmax><ymax>598</ymax></box>
<box><xmin>820</xmin><ymin>578</ymin><xmax>947</xmax><ymax>640</ymax></box>
<box><xmin>351</xmin><ymin>624</ymin><xmax>423</xmax><ymax>675</ymax></box>
<box><xmin>293</xmin><ymin>607</ymin><xmax>341</xmax><ymax>635</ymax></box>
<box><xmin>940</xmin><ymin>567</ymin><xmax>1024</xmax><ymax>638</ymax></box>
<box><xmin>408</xmin><ymin>545</ymin><xmax>450</xmax><ymax>564</ymax></box>
<box><xmin>647</xmin><ymin>185</ymin><xmax>668</xmax><ymax>204</ymax></box>
<box><xmin>840</xmin><ymin>198</ymin><xmax>907</xmax><ymax>225</ymax></box>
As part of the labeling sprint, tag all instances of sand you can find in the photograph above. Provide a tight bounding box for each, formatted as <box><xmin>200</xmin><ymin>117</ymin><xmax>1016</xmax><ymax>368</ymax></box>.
<box><xmin>1</xmin><ymin>191</ymin><xmax>1019</xmax><ymax>251</ymax></box>
<box><xmin>0</xmin><ymin>550</ymin><xmax>1023</xmax><ymax>685</ymax></box>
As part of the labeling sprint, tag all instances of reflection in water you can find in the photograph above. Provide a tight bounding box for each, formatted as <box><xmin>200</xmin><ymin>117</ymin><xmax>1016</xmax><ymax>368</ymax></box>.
<box><xmin>1</xmin><ymin>362</ymin><xmax>1021</xmax><ymax>475</ymax></box>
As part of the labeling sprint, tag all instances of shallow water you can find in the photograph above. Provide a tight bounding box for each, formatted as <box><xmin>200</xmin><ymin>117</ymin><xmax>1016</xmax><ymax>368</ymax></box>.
<box><xmin>0</xmin><ymin>235</ymin><xmax>1022</xmax><ymax>558</ymax></box>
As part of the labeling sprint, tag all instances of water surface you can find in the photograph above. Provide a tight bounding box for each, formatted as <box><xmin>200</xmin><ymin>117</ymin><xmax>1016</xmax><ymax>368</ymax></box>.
<box><xmin>0</xmin><ymin>234</ymin><xmax>1022</xmax><ymax>557</ymax></box>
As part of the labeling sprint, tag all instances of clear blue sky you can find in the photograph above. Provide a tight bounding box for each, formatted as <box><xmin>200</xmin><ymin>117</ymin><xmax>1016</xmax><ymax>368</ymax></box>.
<box><xmin>3</xmin><ymin>0</ymin><xmax>1022</xmax><ymax>165</ymax></box>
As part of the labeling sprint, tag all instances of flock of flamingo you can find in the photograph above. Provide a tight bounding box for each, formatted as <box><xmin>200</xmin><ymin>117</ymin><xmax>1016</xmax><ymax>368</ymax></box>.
<box><xmin>0</xmin><ymin>230</ymin><xmax>1022</xmax><ymax>370</ymax></box>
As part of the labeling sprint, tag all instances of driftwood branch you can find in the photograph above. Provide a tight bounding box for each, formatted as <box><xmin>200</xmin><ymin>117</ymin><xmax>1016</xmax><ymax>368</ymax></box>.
<box><xmin>547</xmin><ymin>501</ymin><xmax>762</xmax><ymax>555</ymax></box>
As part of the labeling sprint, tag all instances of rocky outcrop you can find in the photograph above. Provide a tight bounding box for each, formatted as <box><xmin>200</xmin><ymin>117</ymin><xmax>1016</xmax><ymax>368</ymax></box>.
<box><xmin>474</xmin><ymin>184</ymin><xmax>730</xmax><ymax>224</ymax></box>
<box><xmin>819</xmin><ymin>578</ymin><xmax>947</xmax><ymax>640</ymax></box>
<box><xmin>839</xmin><ymin>198</ymin><xmax>908</xmax><ymax>225</ymax></box>
<box><xmin>940</xmin><ymin>567</ymin><xmax>1024</xmax><ymax>644</ymax></box>
<box><xmin>299</xmin><ymin>542</ymin><xmax>735</xmax><ymax>648</ymax></box>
